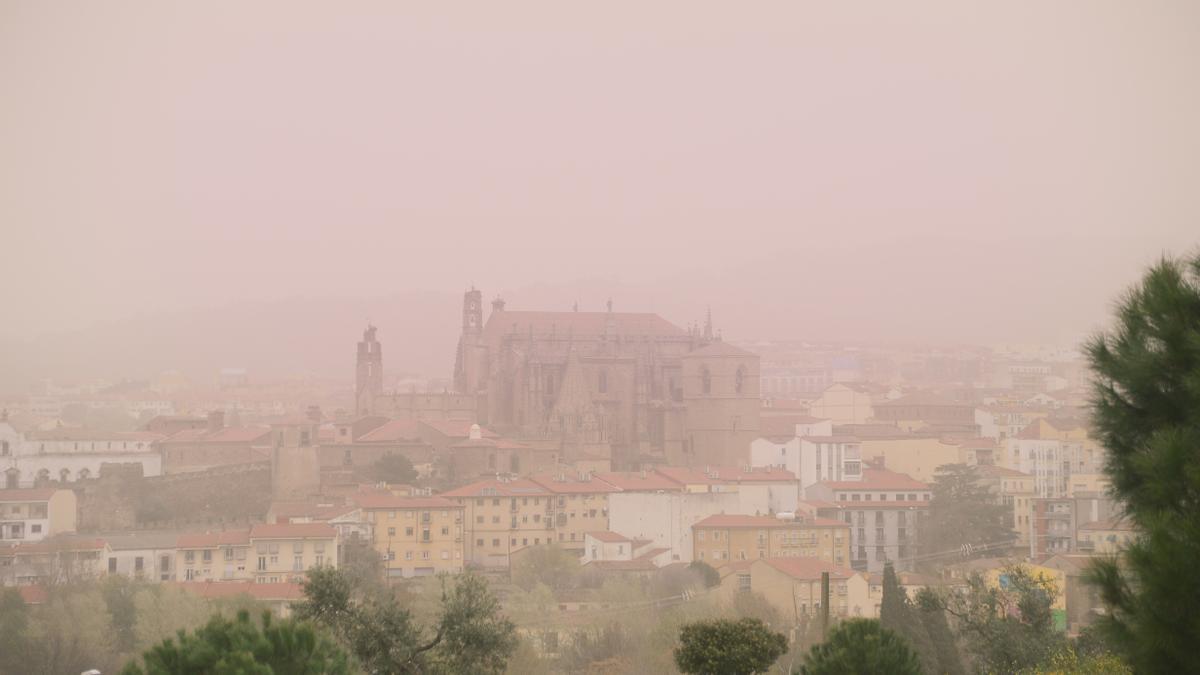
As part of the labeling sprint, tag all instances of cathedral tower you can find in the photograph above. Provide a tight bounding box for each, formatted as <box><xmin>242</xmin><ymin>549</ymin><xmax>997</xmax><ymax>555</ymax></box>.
<box><xmin>356</xmin><ymin>325</ymin><xmax>383</xmax><ymax>416</ymax></box>
<box><xmin>454</xmin><ymin>287</ymin><xmax>487</xmax><ymax>394</ymax></box>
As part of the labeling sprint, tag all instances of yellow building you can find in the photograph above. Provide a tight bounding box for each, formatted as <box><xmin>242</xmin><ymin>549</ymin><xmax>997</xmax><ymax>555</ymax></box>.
<box><xmin>857</xmin><ymin>434</ymin><xmax>968</xmax><ymax>483</ymax></box>
<box><xmin>0</xmin><ymin>488</ymin><xmax>77</xmax><ymax>543</ymax></box>
<box><xmin>807</xmin><ymin>383</ymin><xmax>876</xmax><ymax>425</ymax></box>
<box><xmin>248</xmin><ymin>523</ymin><xmax>338</xmax><ymax>584</ymax></box>
<box><xmin>527</xmin><ymin>471</ymin><xmax>617</xmax><ymax>550</ymax></box>
<box><xmin>717</xmin><ymin>557</ymin><xmax>872</xmax><ymax>623</ymax></box>
<box><xmin>358</xmin><ymin>495</ymin><xmax>463</xmax><ymax>579</ymax></box>
<box><xmin>946</xmin><ymin>558</ymin><xmax>1067</xmax><ymax>620</ymax></box>
<box><xmin>1077</xmin><ymin>517</ymin><xmax>1136</xmax><ymax>555</ymax></box>
<box><xmin>692</xmin><ymin>514</ymin><xmax>850</xmax><ymax>568</ymax></box>
<box><xmin>176</xmin><ymin>530</ymin><xmax>251</xmax><ymax>582</ymax></box>
<box><xmin>443</xmin><ymin>478</ymin><xmax>559</xmax><ymax>568</ymax></box>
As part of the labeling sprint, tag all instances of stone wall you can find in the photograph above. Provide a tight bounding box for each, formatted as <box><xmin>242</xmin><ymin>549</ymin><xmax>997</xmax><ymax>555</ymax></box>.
<box><xmin>78</xmin><ymin>462</ymin><xmax>271</xmax><ymax>532</ymax></box>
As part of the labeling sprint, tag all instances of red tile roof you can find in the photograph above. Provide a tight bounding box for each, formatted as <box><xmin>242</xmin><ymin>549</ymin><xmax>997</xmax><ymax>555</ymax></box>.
<box><xmin>165</xmin><ymin>426</ymin><xmax>272</xmax><ymax>444</ymax></box>
<box><xmin>653</xmin><ymin>466</ymin><xmax>727</xmax><ymax>486</ymax></box>
<box><xmin>174</xmin><ymin>581</ymin><xmax>305</xmax><ymax>601</ymax></box>
<box><xmin>586</xmin><ymin>531</ymin><xmax>632</xmax><ymax>543</ymax></box>
<box><xmin>440</xmin><ymin>478</ymin><xmax>550</xmax><ymax>498</ymax></box>
<box><xmin>18</xmin><ymin>586</ymin><xmax>47</xmax><ymax>604</ymax></box>
<box><xmin>1079</xmin><ymin>517</ymin><xmax>1136</xmax><ymax>532</ymax></box>
<box><xmin>249</xmin><ymin>523</ymin><xmax>337</xmax><ymax>540</ymax></box>
<box><xmin>420</xmin><ymin>420</ymin><xmax>498</xmax><ymax>439</ymax></box>
<box><xmin>693</xmin><ymin>514</ymin><xmax>848</xmax><ymax>529</ymax></box>
<box><xmin>527</xmin><ymin>472</ymin><xmax>621</xmax><ymax>494</ymax></box>
<box><xmin>0</xmin><ymin>488</ymin><xmax>60</xmax><ymax>502</ymax></box>
<box><xmin>354</xmin><ymin>495</ymin><xmax>461</xmax><ymax>510</ymax></box>
<box><xmin>593</xmin><ymin>471</ymin><xmax>683</xmax><ymax>492</ymax></box>
<box><xmin>357</xmin><ymin>419</ymin><xmax>424</xmax><ymax>443</ymax></box>
<box><xmin>974</xmin><ymin>465</ymin><xmax>1031</xmax><ymax>478</ymax></box>
<box><xmin>708</xmin><ymin>466</ymin><xmax>797</xmax><ymax>482</ymax></box>
<box><xmin>816</xmin><ymin>468</ymin><xmax>929</xmax><ymax>491</ymax></box>
<box><xmin>801</xmin><ymin>435</ymin><xmax>860</xmax><ymax>444</ymax></box>
<box><xmin>177</xmin><ymin>530</ymin><xmax>252</xmax><ymax>548</ymax></box>
<box><xmin>761</xmin><ymin>557</ymin><xmax>855</xmax><ymax>580</ymax></box>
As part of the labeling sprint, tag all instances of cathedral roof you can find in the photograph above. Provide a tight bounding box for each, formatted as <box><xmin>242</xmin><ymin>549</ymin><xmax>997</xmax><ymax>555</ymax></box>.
<box><xmin>483</xmin><ymin>311</ymin><xmax>685</xmax><ymax>342</ymax></box>
<box><xmin>684</xmin><ymin>341</ymin><xmax>757</xmax><ymax>358</ymax></box>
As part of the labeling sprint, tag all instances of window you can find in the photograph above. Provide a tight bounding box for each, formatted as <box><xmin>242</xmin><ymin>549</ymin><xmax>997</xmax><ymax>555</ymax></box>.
<box><xmin>388</xmin><ymin>527</ymin><xmax>396</xmax><ymax>536</ymax></box>
<box><xmin>161</xmin><ymin>555</ymin><xmax>170</xmax><ymax>571</ymax></box>
<box><xmin>598</xmin><ymin>370</ymin><xmax>608</xmax><ymax>394</ymax></box>
<box><xmin>185</xmin><ymin>551</ymin><xmax>195</xmax><ymax>564</ymax></box>
<box><xmin>258</xmin><ymin>556</ymin><xmax>267</xmax><ymax>571</ymax></box>
<box><xmin>293</xmin><ymin>555</ymin><xmax>303</xmax><ymax>571</ymax></box>
<box><xmin>701</xmin><ymin>367</ymin><xmax>712</xmax><ymax>394</ymax></box>
<box><xmin>108</xmin><ymin>557</ymin><xmax>117</xmax><ymax>573</ymax></box>
<box><xmin>477</xmin><ymin>538</ymin><xmax>484</xmax><ymax>547</ymax></box>
<box><xmin>735</xmin><ymin>366</ymin><xmax>745</xmax><ymax>394</ymax></box>
<box><xmin>30</xmin><ymin>524</ymin><xmax>41</xmax><ymax>534</ymax></box>
<box><xmin>493</xmin><ymin>538</ymin><xmax>501</xmax><ymax>547</ymax></box>
<box><xmin>315</xmin><ymin>555</ymin><xmax>324</xmax><ymax>566</ymax></box>
<box><xmin>405</xmin><ymin>527</ymin><xmax>414</xmax><ymax>536</ymax></box>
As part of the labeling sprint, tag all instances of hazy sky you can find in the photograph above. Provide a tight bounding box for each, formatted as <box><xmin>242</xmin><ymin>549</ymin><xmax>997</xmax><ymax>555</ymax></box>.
<box><xmin>2</xmin><ymin>1</ymin><xmax>1198</xmax><ymax>350</ymax></box>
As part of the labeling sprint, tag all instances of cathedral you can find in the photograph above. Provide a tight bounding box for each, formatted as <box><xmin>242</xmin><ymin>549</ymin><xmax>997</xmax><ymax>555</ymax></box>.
<box><xmin>450</xmin><ymin>289</ymin><xmax>761</xmax><ymax>469</ymax></box>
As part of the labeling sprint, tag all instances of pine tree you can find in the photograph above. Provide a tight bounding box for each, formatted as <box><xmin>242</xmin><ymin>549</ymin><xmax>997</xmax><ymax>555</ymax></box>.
<box><xmin>1085</xmin><ymin>252</ymin><xmax>1200</xmax><ymax>672</ymax></box>
<box><xmin>800</xmin><ymin>618</ymin><xmax>922</xmax><ymax>675</ymax></box>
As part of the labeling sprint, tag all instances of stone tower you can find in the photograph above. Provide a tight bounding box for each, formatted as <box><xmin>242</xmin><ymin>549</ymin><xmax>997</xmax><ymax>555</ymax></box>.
<box><xmin>453</xmin><ymin>287</ymin><xmax>486</xmax><ymax>394</ymax></box>
<box><xmin>356</xmin><ymin>325</ymin><xmax>383</xmax><ymax>417</ymax></box>
<box><xmin>676</xmin><ymin>339</ymin><xmax>762</xmax><ymax>467</ymax></box>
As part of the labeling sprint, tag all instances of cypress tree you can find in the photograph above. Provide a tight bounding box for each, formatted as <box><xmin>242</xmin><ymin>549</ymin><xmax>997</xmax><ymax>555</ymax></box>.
<box><xmin>879</xmin><ymin>562</ymin><xmax>938</xmax><ymax>674</ymax></box>
<box><xmin>1085</xmin><ymin>252</ymin><xmax>1200</xmax><ymax>672</ymax></box>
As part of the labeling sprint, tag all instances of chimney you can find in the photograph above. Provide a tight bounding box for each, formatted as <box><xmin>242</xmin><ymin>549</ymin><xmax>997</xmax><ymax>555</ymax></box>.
<box><xmin>469</xmin><ymin>424</ymin><xmax>482</xmax><ymax>441</ymax></box>
<box><xmin>207</xmin><ymin>410</ymin><xmax>225</xmax><ymax>433</ymax></box>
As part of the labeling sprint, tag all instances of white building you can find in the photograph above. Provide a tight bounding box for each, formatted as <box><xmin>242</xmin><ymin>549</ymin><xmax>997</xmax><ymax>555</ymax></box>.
<box><xmin>750</xmin><ymin>434</ymin><xmax>861</xmax><ymax>492</ymax></box>
<box><xmin>2</xmin><ymin>426</ymin><xmax>164</xmax><ymax>488</ymax></box>
<box><xmin>606</xmin><ymin>488</ymin><xmax>771</xmax><ymax>564</ymax></box>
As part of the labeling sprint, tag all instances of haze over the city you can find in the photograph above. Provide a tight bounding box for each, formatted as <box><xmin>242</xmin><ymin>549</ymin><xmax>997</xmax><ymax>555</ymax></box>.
<box><xmin>3</xmin><ymin>1</ymin><xmax>1198</xmax><ymax>387</ymax></box>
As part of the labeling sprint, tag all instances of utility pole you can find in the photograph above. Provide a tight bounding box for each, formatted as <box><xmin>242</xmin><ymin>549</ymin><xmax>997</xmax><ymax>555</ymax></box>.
<box><xmin>820</xmin><ymin>571</ymin><xmax>830</xmax><ymax>640</ymax></box>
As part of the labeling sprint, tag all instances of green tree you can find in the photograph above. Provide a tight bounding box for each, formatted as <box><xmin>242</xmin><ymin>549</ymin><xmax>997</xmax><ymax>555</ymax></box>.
<box><xmin>688</xmin><ymin>559</ymin><xmax>721</xmax><ymax>588</ymax></box>
<box><xmin>430</xmin><ymin>573</ymin><xmax>518</xmax><ymax>674</ymax></box>
<box><xmin>919</xmin><ymin>464</ymin><xmax>1015</xmax><ymax>562</ymax></box>
<box><xmin>296</xmin><ymin>567</ymin><xmax>517</xmax><ymax>674</ymax></box>
<box><xmin>368</xmin><ymin>453</ymin><xmax>418</xmax><ymax>484</ymax></box>
<box><xmin>913</xmin><ymin>588</ymin><xmax>963</xmax><ymax>675</ymax></box>
<box><xmin>879</xmin><ymin>562</ymin><xmax>939</xmax><ymax>675</ymax></box>
<box><xmin>1083</xmin><ymin>252</ymin><xmax>1200</xmax><ymax>673</ymax></box>
<box><xmin>925</xmin><ymin>565</ymin><xmax>1065</xmax><ymax>673</ymax></box>
<box><xmin>0</xmin><ymin>587</ymin><xmax>30</xmax><ymax>675</ymax></box>
<box><xmin>731</xmin><ymin>590</ymin><xmax>781</xmax><ymax>627</ymax></box>
<box><xmin>120</xmin><ymin>609</ymin><xmax>351</xmax><ymax>674</ymax></box>
<box><xmin>800</xmin><ymin>618</ymin><xmax>922</xmax><ymax>675</ymax></box>
<box><xmin>132</xmin><ymin>584</ymin><xmax>211</xmax><ymax>653</ymax></box>
<box><xmin>24</xmin><ymin>586</ymin><xmax>120</xmax><ymax>675</ymax></box>
<box><xmin>510</xmin><ymin>544</ymin><xmax>580</xmax><ymax>591</ymax></box>
<box><xmin>674</xmin><ymin>617</ymin><xmax>788</xmax><ymax>675</ymax></box>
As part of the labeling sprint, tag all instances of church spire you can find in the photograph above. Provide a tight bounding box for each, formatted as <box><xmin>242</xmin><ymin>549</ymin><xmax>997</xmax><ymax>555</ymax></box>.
<box><xmin>703</xmin><ymin>306</ymin><xmax>714</xmax><ymax>342</ymax></box>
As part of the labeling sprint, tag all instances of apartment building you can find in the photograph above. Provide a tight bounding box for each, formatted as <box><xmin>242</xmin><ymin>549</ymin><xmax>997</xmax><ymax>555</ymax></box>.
<box><xmin>442</xmin><ymin>478</ymin><xmax>557</xmax><ymax>568</ymax></box>
<box><xmin>805</xmin><ymin>468</ymin><xmax>931</xmax><ymax>572</ymax></box>
<box><xmin>0</xmin><ymin>488</ymin><xmax>77</xmax><ymax>543</ymax></box>
<box><xmin>358</xmin><ymin>495</ymin><xmax>464</xmax><ymax>578</ymax></box>
<box><xmin>691</xmin><ymin>513</ymin><xmax>850</xmax><ymax>568</ymax></box>
<box><xmin>176</xmin><ymin>530</ymin><xmax>252</xmax><ymax>582</ymax></box>
<box><xmin>248</xmin><ymin>523</ymin><xmax>338</xmax><ymax>583</ymax></box>
<box><xmin>526</xmin><ymin>470</ymin><xmax>618</xmax><ymax>550</ymax></box>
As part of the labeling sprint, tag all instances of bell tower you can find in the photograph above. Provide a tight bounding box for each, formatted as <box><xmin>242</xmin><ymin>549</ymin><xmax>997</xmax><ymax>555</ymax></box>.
<box><xmin>454</xmin><ymin>287</ymin><xmax>486</xmax><ymax>394</ymax></box>
<box><xmin>355</xmin><ymin>325</ymin><xmax>383</xmax><ymax>416</ymax></box>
